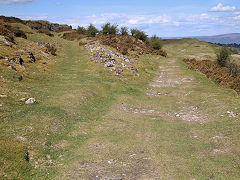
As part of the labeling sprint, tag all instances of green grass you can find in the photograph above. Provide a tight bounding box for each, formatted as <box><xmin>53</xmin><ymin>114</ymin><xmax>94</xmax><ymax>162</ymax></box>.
<box><xmin>2</xmin><ymin>33</ymin><xmax>240</xmax><ymax>179</ymax></box>
<box><xmin>0</xmin><ymin>31</ymin><xmax>162</xmax><ymax>179</ymax></box>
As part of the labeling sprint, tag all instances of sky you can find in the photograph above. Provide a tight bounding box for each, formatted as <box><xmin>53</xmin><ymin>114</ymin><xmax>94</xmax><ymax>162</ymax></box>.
<box><xmin>0</xmin><ymin>0</ymin><xmax>240</xmax><ymax>37</ymax></box>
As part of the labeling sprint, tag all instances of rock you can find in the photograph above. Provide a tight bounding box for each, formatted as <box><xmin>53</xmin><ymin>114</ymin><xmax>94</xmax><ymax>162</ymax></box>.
<box><xmin>0</xmin><ymin>104</ymin><xmax>3</xmax><ymax>107</ymax></box>
<box><xmin>115</xmin><ymin>68</ymin><xmax>123</xmax><ymax>74</ymax></box>
<box><xmin>8</xmin><ymin>65</ymin><xmax>17</xmax><ymax>71</ymax></box>
<box><xmin>227</xmin><ymin>111</ymin><xmax>237</xmax><ymax>118</ymax></box>
<box><xmin>104</xmin><ymin>62</ymin><xmax>114</xmax><ymax>67</ymax></box>
<box><xmin>25</xmin><ymin>98</ymin><xmax>36</xmax><ymax>104</ymax></box>
<box><xmin>0</xmin><ymin>95</ymin><xmax>7</xmax><ymax>98</ymax></box>
<box><xmin>20</xmin><ymin>97</ymin><xmax>29</xmax><ymax>102</ymax></box>
<box><xmin>29</xmin><ymin>52</ymin><xmax>36</xmax><ymax>62</ymax></box>
<box><xmin>16</xmin><ymin>56</ymin><xmax>24</xmax><ymax>65</ymax></box>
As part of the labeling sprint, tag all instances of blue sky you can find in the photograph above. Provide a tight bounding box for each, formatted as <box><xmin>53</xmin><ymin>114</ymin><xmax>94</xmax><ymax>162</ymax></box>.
<box><xmin>0</xmin><ymin>0</ymin><xmax>240</xmax><ymax>37</ymax></box>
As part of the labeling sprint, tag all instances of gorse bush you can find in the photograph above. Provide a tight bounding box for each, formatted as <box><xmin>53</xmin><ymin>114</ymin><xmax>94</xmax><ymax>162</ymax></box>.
<box><xmin>149</xmin><ymin>35</ymin><xmax>162</xmax><ymax>50</ymax></box>
<box><xmin>130</xmin><ymin>29</ymin><xmax>138</xmax><ymax>36</ymax></box>
<box><xmin>87</xmin><ymin>24</ymin><xmax>98</xmax><ymax>37</ymax></box>
<box><xmin>77</xmin><ymin>26</ymin><xmax>86</xmax><ymax>34</ymax></box>
<box><xmin>130</xmin><ymin>29</ymin><xmax>148</xmax><ymax>43</ymax></box>
<box><xmin>101</xmin><ymin>23</ymin><xmax>118</xmax><ymax>35</ymax></box>
<box><xmin>120</xmin><ymin>27</ymin><xmax>128</xmax><ymax>36</ymax></box>
<box><xmin>216</xmin><ymin>46</ymin><xmax>230</xmax><ymax>67</ymax></box>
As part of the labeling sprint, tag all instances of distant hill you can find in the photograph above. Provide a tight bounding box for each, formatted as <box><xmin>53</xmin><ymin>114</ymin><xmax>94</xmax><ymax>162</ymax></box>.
<box><xmin>194</xmin><ymin>33</ymin><xmax>240</xmax><ymax>44</ymax></box>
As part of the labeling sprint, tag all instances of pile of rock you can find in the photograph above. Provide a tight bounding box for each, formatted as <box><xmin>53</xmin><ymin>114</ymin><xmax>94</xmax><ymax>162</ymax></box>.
<box><xmin>37</xmin><ymin>42</ymin><xmax>57</xmax><ymax>56</ymax></box>
<box><xmin>85</xmin><ymin>43</ymin><xmax>139</xmax><ymax>76</ymax></box>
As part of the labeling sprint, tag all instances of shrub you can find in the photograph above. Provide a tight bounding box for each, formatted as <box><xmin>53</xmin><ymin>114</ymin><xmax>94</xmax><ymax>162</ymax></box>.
<box><xmin>216</xmin><ymin>46</ymin><xmax>230</xmax><ymax>67</ymax></box>
<box><xmin>149</xmin><ymin>35</ymin><xmax>162</xmax><ymax>50</ymax></box>
<box><xmin>229</xmin><ymin>47</ymin><xmax>239</xmax><ymax>54</ymax></box>
<box><xmin>120</xmin><ymin>27</ymin><xmax>128</xmax><ymax>36</ymax></box>
<box><xmin>87</xmin><ymin>24</ymin><xmax>98</xmax><ymax>37</ymax></box>
<box><xmin>130</xmin><ymin>28</ymin><xmax>148</xmax><ymax>42</ymax></box>
<box><xmin>131</xmin><ymin>29</ymin><xmax>137</xmax><ymax>36</ymax></box>
<box><xmin>101</xmin><ymin>23</ymin><xmax>118</xmax><ymax>35</ymax></box>
<box><xmin>101</xmin><ymin>23</ymin><xmax>111</xmax><ymax>34</ymax></box>
<box><xmin>76</xmin><ymin>26</ymin><xmax>86</xmax><ymax>34</ymax></box>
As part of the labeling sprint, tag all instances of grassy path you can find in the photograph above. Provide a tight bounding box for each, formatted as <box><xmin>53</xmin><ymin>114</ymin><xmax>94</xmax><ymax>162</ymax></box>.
<box><xmin>1</xmin><ymin>37</ymin><xmax>240</xmax><ymax>179</ymax></box>
<box><xmin>60</xmin><ymin>46</ymin><xmax>240</xmax><ymax>179</ymax></box>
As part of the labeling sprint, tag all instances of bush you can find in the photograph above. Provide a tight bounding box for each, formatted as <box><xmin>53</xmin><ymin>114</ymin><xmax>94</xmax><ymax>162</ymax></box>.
<box><xmin>131</xmin><ymin>29</ymin><xmax>137</xmax><ymax>36</ymax></box>
<box><xmin>229</xmin><ymin>47</ymin><xmax>239</xmax><ymax>54</ymax></box>
<box><xmin>149</xmin><ymin>35</ymin><xmax>162</xmax><ymax>50</ymax></box>
<box><xmin>101</xmin><ymin>23</ymin><xmax>118</xmax><ymax>35</ymax></box>
<box><xmin>76</xmin><ymin>26</ymin><xmax>86</xmax><ymax>34</ymax></box>
<box><xmin>87</xmin><ymin>24</ymin><xmax>98</xmax><ymax>37</ymax></box>
<box><xmin>216</xmin><ymin>46</ymin><xmax>230</xmax><ymax>67</ymax></box>
<box><xmin>130</xmin><ymin>28</ymin><xmax>148</xmax><ymax>43</ymax></box>
<box><xmin>120</xmin><ymin>27</ymin><xmax>128</xmax><ymax>35</ymax></box>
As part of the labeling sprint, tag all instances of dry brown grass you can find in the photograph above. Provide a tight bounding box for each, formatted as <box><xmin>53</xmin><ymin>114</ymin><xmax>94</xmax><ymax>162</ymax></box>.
<box><xmin>62</xmin><ymin>32</ymin><xmax>86</xmax><ymax>41</ymax></box>
<box><xmin>96</xmin><ymin>34</ymin><xmax>167</xmax><ymax>57</ymax></box>
<box><xmin>0</xmin><ymin>21</ymin><xmax>27</xmax><ymax>42</ymax></box>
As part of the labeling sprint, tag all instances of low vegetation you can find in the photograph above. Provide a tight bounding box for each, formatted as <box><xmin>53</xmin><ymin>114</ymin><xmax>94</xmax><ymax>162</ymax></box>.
<box><xmin>216</xmin><ymin>46</ymin><xmax>230</xmax><ymax>67</ymax></box>
<box><xmin>149</xmin><ymin>35</ymin><xmax>163</xmax><ymax>50</ymax></box>
<box><xmin>0</xmin><ymin>21</ymin><xmax>27</xmax><ymax>43</ymax></box>
<box><xmin>37</xmin><ymin>29</ymin><xmax>54</xmax><ymax>37</ymax></box>
<box><xmin>184</xmin><ymin>58</ymin><xmax>240</xmax><ymax>93</ymax></box>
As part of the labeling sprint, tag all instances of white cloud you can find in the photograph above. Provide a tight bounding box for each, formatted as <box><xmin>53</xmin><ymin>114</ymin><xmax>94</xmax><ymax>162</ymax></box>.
<box><xmin>234</xmin><ymin>15</ymin><xmax>240</xmax><ymax>20</ymax></box>
<box><xmin>210</xmin><ymin>3</ymin><xmax>236</xmax><ymax>12</ymax></box>
<box><xmin>18</xmin><ymin>15</ymin><xmax>48</xmax><ymax>20</ymax></box>
<box><xmin>0</xmin><ymin>0</ymin><xmax>36</xmax><ymax>4</ymax></box>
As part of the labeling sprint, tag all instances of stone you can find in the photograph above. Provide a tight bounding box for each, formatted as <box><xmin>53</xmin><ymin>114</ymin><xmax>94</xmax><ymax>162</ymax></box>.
<box><xmin>104</xmin><ymin>62</ymin><xmax>114</xmax><ymax>67</ymax></box>
<box><xmin>115</xmin><ymin>68</ymin><xmax>123</xmax><ymax>74</ymax></box>
<box><xmin>0</xmin><ymin>104</ymin><xmax>3</xmax><ymax>107</ymax></box>
<box><xmin>0</xmin><ymin>95</ymin><xmax>7</xmax><ymax>98</ymax></box>
<box><xmin>8</xmin><ymin>65</ymin><xmax>17</xmax><ymax>71</ymax></box>
<box><xmin>25</xmin><ymin>98</ymin><xmax>36</xmax><ymax>104</ymax></box>
<box><xmin>227</xmin><ymin>111</ymin><xmax>237</xmax><ymax>118</ymax></box>
<box><xmin>29</xmin><ymin>52</ymin><xmax>36</xmax><ymax>62</ymax></box>
<box><xmin>20</xmin><ymin>97</ymin><xmax>29</xmax><ymax>102</ymax></box>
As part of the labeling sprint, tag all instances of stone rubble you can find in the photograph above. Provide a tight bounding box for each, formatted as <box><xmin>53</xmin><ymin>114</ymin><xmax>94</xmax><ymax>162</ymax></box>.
<box><xmin>85</xmin><ymin>43</ymin><xmax>139</xmax><ymax>76</ymax></box>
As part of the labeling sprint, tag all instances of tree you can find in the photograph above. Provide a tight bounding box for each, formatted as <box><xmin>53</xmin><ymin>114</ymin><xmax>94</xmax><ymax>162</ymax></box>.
<box><xmin>87</xmin><ymin>24</ymin><xmax>98</xmax><ymax>37</ymax></box>
<box><xmin>131</xmin><ymin>28</ymin><xmax>137</xmax><ymax>36</ymax></box>
<box><xmin>120</xmin><ymin>27</ymin><xmax>128</xmax><ymax>35</ymax></box>
<box><xmin>101</xmin><ymin>23</ymin><xmax>111</xmax><ymax>34</ymax></box>
<box><xmin>101</xmin><ymin>23</ymin><xmax>118</xmax><ymax>34</ymax></box>
<box><xmin>77</xmin><ymin>26</ymin><xmax>86</xmax><ymax>34</ymax></box>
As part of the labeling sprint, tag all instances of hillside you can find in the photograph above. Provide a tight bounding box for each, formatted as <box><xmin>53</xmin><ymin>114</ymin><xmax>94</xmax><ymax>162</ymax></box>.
<box><xmin>195</xmin><ymin>33</ymin><xmax>240</xmax><ymax>44</ymax></box>
<box><xmin>1</xmin><ymin>16</ymin><xmax>240</xmax><ymax>179</ymax></box>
